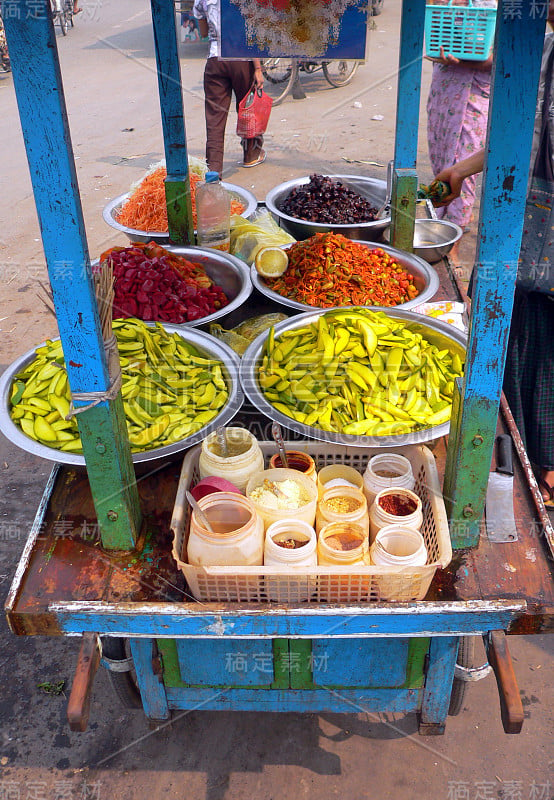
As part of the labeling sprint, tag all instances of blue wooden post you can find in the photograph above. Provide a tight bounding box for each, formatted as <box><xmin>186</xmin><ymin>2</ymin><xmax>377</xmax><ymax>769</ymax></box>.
<box><xmin>150</xmin><ymin>0</ymin><xmax>195</xmax><ymax>245</ymax></box>
<box><xmin>419</xmin><ymin>636</ymin><xmax>459</xmax><ymax>734</ymax></box>
<box><xmin>443</xmin><ymin>0</ymin><xmax>546</xmax><ymax>547</ymax></box>
<box><xmin>390</xmin><ymin>0</ymin><xmax>425</xmax><ymax>251</ymax></box>
<box><xmin>3</xmin><ymin>0</ymin><xmax>141</xmax><ymax>550</ymax></box>
<box><xmin>129</xmin><ymin>639</ymin><xmax>170</xmax><ymax>721</ymax></box>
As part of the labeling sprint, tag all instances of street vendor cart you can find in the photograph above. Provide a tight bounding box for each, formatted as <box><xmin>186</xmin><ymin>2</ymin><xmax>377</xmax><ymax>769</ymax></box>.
<box><xmin>2</xmin><ymin>0</ymin><xmax>554</xmax><ymax>737</ymax></box>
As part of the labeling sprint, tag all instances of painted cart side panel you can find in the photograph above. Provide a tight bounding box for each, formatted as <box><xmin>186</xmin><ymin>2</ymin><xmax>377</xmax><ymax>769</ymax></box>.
<box><xmin>311</xmin><ymin>638</ymin><xmax>410</xmax><ymax>687</ymax></box>
<box><xmin>175</xmin><ymin>639</ymin><xmax>275</xmax><ymax>686</ymax></box>
<box><xmin>150</xmin><ymin>0</ymin><xmax>195</xmax><ymax>245</ymax></box>
<box><xmin>164</xmin><ymin>687</ymin><xmax>421</xmax><ymax>714</ymax></box>
<box><xmin>2</xmin><ymin>3</ymin><xmax>140</xmax><ymax>550</ymax></box>
<box><xmin>444</xmin><ymin>1</ymin><xmax>546</xmax><ymax>547</ymax></box>
<box><xmin>46</xmin><ymin>600</ymin><xmax>524</xmax><ymax>638</ymax></box>
<box><xmin>129</xmin><ymin>638</ymin><xmax>170</xmax><ymax>720</ymax></box>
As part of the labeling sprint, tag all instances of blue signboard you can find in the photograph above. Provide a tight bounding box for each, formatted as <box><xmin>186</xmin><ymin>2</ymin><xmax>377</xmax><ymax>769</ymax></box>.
<box><xmin>220</xmin><ymin>0</ymin><xmax>368</xmax><ymax>60</ymax></box>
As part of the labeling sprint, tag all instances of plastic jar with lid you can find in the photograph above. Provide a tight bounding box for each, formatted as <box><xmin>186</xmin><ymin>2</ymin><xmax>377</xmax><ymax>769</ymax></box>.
<box><xmin>246</xmin><ymin>468</ymin><xmax>318</xmax><ymax>531</ymax></box>
<box><xmin>315</xmin><ymin>485</ymin><xmax>369</xmax><ymax>536</ymax></box>
<box><xmin>362</xmin><ymin>453</ymin><xmax>415</xmax><ymax>507</ymax></box>
<box><xmin>316</xmin><ymin>464</ymin><xmax>364</xmax><ymax>500</ymax></box>
<box><xmin>268</xmin><ymin>451</ymin><xmax>317</xmax><ymax>482</ymax></box>
<box><xmin>369</xmin><ymin>486</ymin><xmax>423</xmax><ymax>544</ymax></box>
<box><xmin>264</xmin><ymin>519</ymin><xmax>317</xmax><ymax>601</ymax></box>
<box><xmin>187</xmin><ymin>492</ymin><xmax>264</xmax><ymax>566</ymax></box>
<box><xmin>198</xmin><ymin>427</ymin><xmax>264</xmax><ymax>493</ymax></box>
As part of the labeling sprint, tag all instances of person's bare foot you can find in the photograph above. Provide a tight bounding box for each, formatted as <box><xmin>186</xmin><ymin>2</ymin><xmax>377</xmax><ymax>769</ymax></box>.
<box><xmin>539</xmin><ymin>468</ymin><xmax>554</xmax><ymax>506</ymax></box>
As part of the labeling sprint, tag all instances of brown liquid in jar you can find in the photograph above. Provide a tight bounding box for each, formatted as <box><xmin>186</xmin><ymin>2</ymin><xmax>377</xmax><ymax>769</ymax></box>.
<box><xmin>273</xmin><ymin>454</ymin><xmax>312</xmax><ymax>473</ymax></box>
<box><xmin>209</xmin><ymin>440</ymin><xmax>250</xmax><ymax>458</ymax></box>
<box><xmin>373</xmin><ymin>469</ymin><xmax>401</xmax><ymax>478</ymax></box>
<box><xmin>324</xmin><ymin>532</ymin><xmax>363</xmax><ymax>552</ymax></box>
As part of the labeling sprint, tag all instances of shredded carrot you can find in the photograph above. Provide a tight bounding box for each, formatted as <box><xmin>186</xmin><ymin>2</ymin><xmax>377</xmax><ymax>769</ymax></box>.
<box><xmin>267</xmin><ymin>232</ymin><xmax>419</xmax><ymax>308</ymax></box>
<box><xmin>116</xmin><ymin>167</ymin><xmax>246</xmax><ymax>232</ymax></box>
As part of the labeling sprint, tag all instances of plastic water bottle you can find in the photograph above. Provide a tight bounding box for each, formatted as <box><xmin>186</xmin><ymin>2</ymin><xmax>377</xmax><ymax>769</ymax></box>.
<box><xmin>196</xmin><ymin>171</ymin><xmax>231</xmax><ymax>252</ymax></box>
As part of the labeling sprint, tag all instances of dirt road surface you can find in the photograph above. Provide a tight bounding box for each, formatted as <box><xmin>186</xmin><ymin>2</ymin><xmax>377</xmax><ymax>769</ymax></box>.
<box><xmin>0</xmin><ymin>2</ymin><xmax>552</xmax><ymax>799</ymax></box>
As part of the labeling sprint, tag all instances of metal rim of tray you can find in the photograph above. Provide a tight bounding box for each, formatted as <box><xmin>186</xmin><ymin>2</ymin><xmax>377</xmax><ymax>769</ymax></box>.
<box><xmin>102</xmin><ymin>181</ymin><xmax>258</xmax><ymax>241</ymax></box>
<box><xmin>265</xmin><ymin>174</ymin><xmax>391</xmax><ymax>233</ymax></box>
<box><xmin>250</xmin><ymin>240</ymin><xmax>440</xmax><ymax>312</ymax></box>
<box><xmin>0</xmin><ymin>325</ymin><xmax>244</xmax><ymax>466</ymax></box>
<box><xmin>240</xmin><ymin>307</ymin><xmax>467</xmax><ymax>449</ymax></box>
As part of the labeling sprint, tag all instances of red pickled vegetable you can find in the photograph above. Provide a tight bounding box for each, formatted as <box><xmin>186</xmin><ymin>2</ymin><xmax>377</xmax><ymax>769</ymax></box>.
<box><xmin>101</xmin><ymin>241</ymin><xmax>229</xmax><ymax>324</ymax></box>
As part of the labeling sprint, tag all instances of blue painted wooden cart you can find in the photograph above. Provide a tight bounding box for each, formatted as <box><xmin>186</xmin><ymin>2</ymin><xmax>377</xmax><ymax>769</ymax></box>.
<box><xmin>3</xmin><ymin>0</ymin><xmax>554</xmax><ymax>735</ymax></box>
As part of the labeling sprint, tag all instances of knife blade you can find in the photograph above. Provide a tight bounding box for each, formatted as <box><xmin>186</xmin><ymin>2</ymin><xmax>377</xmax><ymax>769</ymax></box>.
<box><xmin>485</xmin><ymin>434</ymin><xmax>518</xmax><ymax>543</ymax></box>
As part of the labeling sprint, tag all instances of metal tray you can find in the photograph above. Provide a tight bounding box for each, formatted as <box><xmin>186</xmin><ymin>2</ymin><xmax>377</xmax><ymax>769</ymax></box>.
<box><xmin>102</xmin><ymin>181</ymin><xmax>258</xmax><ymax>244</ymax></box>
<box><xmin>250</xmin><ymin>239</ymin><xmax>440</xmax><ymax>312</ymax></box>
<box><xmin>239</xmin><ymin>308</ymin><xmax>467</xmax><ymax>448</ymax></box>
<box><xmin>0</xmin><ymin>326</ymin><xmax>243</xmax><ymax>466</ymax></box>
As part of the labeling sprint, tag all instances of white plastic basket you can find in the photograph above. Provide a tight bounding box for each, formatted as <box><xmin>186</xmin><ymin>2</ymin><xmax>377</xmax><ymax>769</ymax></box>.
<box><xmin>171</xmin><ymin>441</ymin><xmax>452</xmax><ymax>604</ymax></box>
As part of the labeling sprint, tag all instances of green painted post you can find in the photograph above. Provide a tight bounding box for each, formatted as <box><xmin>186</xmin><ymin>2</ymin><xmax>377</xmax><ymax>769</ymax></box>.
<box><xmin>164</xmin><ymin>178</ymin><xmax>194</xmax><ymax>246</ymax></box>
<box><xmin>390</xmin><ymin>168</ymin><xmax>417</xmax><ymax>253</ymax></box>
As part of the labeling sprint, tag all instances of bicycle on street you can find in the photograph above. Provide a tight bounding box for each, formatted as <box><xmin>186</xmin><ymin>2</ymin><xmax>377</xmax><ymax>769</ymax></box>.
<box><xmin>50</xmin><ymin>0</ymin><xmax>75</xmax><ymax>36</ymax></box>
<box><xmin>261</xmin><ymin>58</ymin><xmax>359</xmax><ymax>106</ymax></box>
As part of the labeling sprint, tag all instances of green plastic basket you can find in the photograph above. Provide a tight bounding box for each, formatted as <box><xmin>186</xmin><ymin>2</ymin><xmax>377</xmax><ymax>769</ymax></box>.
<box><xmin>425</xmin><ymin>1</ymin><xmax>496</xmax><ymax>61</ymax></box>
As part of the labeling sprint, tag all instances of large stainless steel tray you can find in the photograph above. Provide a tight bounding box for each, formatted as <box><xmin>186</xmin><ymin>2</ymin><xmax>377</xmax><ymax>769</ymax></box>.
<box><xmin>265</xmin><ymin>175</ymin><xmax>391</xmax><ymax>241</ymax></box>
<box><xmin>240</xmin><ymin>308</ymin><xmax>467</xmax><ymax>448</ymax></box>
<box><xmin>102</xmin><ymin>182</ymin><xmax>258</xmax><ymax>244</ymax></box>
<box><xmin>250</xmin><ymin>240</ymin><xmax>439</xmax><ymax>312</ymax></box>
<box><xmin>0</xmin><ymin>326</ymin><xmax>243</xmax><ymax>466</ymax></box>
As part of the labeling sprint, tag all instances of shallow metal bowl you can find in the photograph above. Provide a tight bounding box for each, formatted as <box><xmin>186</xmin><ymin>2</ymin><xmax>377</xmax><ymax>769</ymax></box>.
<box><xmin>251</xmin><ymin>239</ymin><xmax>439</xmax><ymax>312</ymax></box>
<box><xmin>265</xmin><ymin>175</ymin><xmax>391</xmax><ymax>241</ymax></box>
<box><xmin>240</xmin><ymin>308</ymin><xmax>466</xmax><ymax>448</ymax></box>
<box><xmin>102</xmin><ymin>182</ymin><xmax>258</xmax><ymax>244</ymax></box>
<box><xmin>0</xmin><ymin>326</ymin><xmax>243</xmax><ymax>466</ymax></box>
<box><xmin>411</xmin><ymin>219</ymin><xmax>463</xmax><ymax>264</ymax></box>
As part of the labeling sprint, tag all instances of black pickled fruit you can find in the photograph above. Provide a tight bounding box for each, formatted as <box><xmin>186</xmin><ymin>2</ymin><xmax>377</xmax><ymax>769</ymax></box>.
<box><xmin>281</xmin><ymin>174</ymin><xmax>378</xmax><ymax>224</ymax></box>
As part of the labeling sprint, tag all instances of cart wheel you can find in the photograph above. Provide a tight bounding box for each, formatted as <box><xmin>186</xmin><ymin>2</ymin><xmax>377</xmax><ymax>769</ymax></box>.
<box><xmin>101</xmin><ymin>637</ymin><xmax>142</xmax><ymax>709</ymax></box>
<box><xmin>448</xmin><ymin>636</ymin><xmax>475</xmax><ymax>716</ymax></box>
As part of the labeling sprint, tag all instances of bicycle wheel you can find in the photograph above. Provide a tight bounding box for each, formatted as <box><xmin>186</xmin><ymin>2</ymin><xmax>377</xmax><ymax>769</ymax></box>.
<box><xmin>261</xmin><ymin>58</ymin><xmax>298</xmax><ymax>106</ymax></box>
<box><xmin>323</xmin><ymin>60</ymin><xmax>359</xmax><ymax>87</ymax></box>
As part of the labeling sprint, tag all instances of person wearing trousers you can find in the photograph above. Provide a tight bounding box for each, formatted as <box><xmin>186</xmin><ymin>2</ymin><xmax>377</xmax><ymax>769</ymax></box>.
<box><xmin>193</xmin><ymin>0</ymin><xmax>266</xmax><ymax>176</ymax></box>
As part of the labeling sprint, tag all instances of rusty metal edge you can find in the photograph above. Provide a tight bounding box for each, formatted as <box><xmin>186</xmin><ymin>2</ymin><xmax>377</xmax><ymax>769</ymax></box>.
<box><xmin>500</xmin><ymin>395</ymin><xmax>554</xmax><ymax>561</ymax></box>
<box><xmin>4</xmin><ymin>464</ymin><xmax>60</xmax><ymax>633</ymax></box>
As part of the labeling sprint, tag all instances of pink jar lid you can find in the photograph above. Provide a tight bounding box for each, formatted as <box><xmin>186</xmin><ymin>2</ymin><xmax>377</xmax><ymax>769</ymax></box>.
<box><xmin>190</xmin><ymin>476</ymin><xmax>242</xmax><ymax>501</ymax></box>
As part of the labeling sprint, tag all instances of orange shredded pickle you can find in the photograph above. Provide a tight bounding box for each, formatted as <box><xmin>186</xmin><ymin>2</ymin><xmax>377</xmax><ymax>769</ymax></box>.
<box><xmin>116</xmin><ymin>166</ymin><xmax>246</xmax><ymax>232</ymax></box>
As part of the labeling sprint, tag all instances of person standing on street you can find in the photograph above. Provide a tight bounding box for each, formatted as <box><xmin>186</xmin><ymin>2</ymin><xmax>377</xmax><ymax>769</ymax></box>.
<box><xmin>193</xmin><ymin>0</ymin><xmax>266</xmax><ymax>176</ymax></box>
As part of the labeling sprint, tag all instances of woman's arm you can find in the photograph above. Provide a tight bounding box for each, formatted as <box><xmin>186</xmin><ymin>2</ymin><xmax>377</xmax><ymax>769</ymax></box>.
<box><xmin>435</xmin><ymin>150</ymin><xmax>486</xmax><ymax>205</ymax></box>
<box><xmin>252</xmin><ymin>58</ymin><xmax>264</xmax><ymax>88</ymax></box>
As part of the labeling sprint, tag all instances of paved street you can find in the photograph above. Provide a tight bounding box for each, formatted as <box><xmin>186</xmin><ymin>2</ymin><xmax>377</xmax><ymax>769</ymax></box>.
<box><xmin>0</xmin><ymin>2</ymin><xmax>552</xmax><ymax>799</ymax></box>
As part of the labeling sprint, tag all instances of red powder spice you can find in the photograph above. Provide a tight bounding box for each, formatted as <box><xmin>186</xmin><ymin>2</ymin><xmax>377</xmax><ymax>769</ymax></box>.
<box><xmin>378</xmin><ymin>493</ymin><xmax>417</xmax><ymax>516</ymax></box>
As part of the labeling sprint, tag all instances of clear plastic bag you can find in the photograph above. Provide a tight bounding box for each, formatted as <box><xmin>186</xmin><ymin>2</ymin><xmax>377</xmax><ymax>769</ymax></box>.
<box><xmin>230</xmin><ymin>210</ymin><xmax>295</xmax><ymax>264</ymax></box>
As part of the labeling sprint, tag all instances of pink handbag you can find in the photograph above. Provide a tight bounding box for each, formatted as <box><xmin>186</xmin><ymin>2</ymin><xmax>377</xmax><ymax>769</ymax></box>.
<box><xmin>236</xmin><ymin>86</ymin><xmax>273</xmax><ymax>138</ymax></box>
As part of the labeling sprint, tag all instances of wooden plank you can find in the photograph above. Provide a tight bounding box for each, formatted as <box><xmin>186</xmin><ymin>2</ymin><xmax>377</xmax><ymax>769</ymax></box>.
<box><xmin>67</xmin><ymin>632</ymin><xmax>101</xmax><ymax>732</ymax></box>
<box><xmin>45</xmin><ymin>600</ymin><xmax>524</xmax><ymax>638</ymax></box>
<box><xmin>393</xmin><ymin>0</ymin><xmax>425</xmax><ymax>169</ymax></box>
<box><xmin>2</xmin><ymin>8</ymin><xmax>140</xmax><ymax>551</ymax></box>
<box><xmin>150</xmin><ymin>0</ymin><xmax>194</xmax><ymax>245</ymax></box>
<box><xmin>129</xmin><ymin>638</ymin><xmax>170</xmax><ymax>721</ymax></box>
<box><xmin>485</xmin><ymin>630</ymin><xmax>524</xmax><ymax>734</ymax></box>
<box><xmin>164</xmin><ymin>686</ymin><xmax>421</xmax><ymax>714</ymax></box>
<box><xmin>419</xmin><ymin>636</ymin><xmax>458</xmax><ymax>734</ymax></box>
<box><xmin>390</xmin><ymin>168</ymin><xmax>417</xmax><ymax>252</ymax></box>
<box><xmin>443</xmin><ymin>1</ymin><xmax>546</xmax><ymax>547</ymax></box>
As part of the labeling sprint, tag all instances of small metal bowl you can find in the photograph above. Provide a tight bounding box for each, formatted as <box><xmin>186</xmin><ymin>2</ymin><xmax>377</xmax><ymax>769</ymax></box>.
<box><xmin>0</xmin><ymin>326</ymin><xmax>243</xmax><ymax>466</ymax></box>
<box><xmin>102</xmin><ymin>182</ymin><xmax>258</xmax><ymax>244</ymax></box>
<box><xmin>411</xmin><ymin>219</ymin><xmax>463</xmax><ymax>263</ymax></box>
<box><xmin>265</xmin><ymin>175</ymin><xmax>391</xmax><ymax>241</ymax></box>
<box><xmin>251</xmin><ymin>239</ymin><xmax>439</xmax><ymax>312</ymax></box>
<box><xmin>240</xmin><ymin>308</ymin><xmax>467</xmax><ymax>448</ymax></box>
